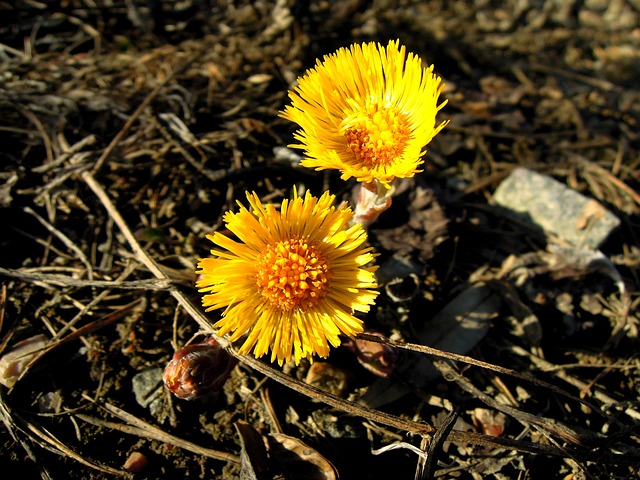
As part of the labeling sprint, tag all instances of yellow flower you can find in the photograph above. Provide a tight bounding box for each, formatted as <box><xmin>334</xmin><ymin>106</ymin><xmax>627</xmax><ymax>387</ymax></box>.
<box><xmin>196</xmin><ymin>191</ymin><xmax>379</xmax><ymax>366</ymax></box>
<box><xmin>280</xmin><ymin>39</ymin><xmax>448</xmax><ymax>187</ymax></box>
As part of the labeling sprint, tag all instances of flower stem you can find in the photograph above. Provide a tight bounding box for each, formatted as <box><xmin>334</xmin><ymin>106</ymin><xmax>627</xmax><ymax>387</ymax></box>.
<box><xmin>351</xmin><ymin>180</ymin><xmax>394</xmax><ymax>228</ymax></box>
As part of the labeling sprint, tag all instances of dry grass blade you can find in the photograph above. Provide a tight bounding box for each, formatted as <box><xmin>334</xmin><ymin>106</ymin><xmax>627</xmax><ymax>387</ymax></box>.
<box><xmin>0</xmin><ymin>390</ymin><xmax>126</xmax><ymax>477</ymax></box>
<box><xmin>507</xmin><ymin>342</ymin><xmax>640</xmax><ymax>422</ymax></box>
<box><xmin>419</xmin><ymin>408</ymin><xmax>459</xmax><ymax>480</ymax></box>
<box><xmin>0</xmin><ymin>266</ymin><xmax>177</xmax><ymax>291</ymax></box>
<box><xmin>357</xmin><ymin>332</ymin><xmax>612</xmax><ymax>421</ymax></box>
<box><xmin>234</xmin><ymin>350</ymin><xmax>573</xmax><ymax>458</ymax></box>
<box><xmin>11</xmin><ymin>299</ymin><xmax>142</xmax><ymax>389</ymax></box>
<box><xmin>0</xmin><ymin>389</ymin><xmax>54</xmax><ymax>480</ymax></box>
<box><xmin>434</xmin><ymin>360</ymin><xmax>598</xmax><ymax>447</ymax></box>
<box><xmin>31</xmin><ymin>135</ymin><xmax>97</xmax><ymax>174</ymax></box>
<box><xmin>77</xmin><ymin>396</ymin><xmax>240</xmax><ymax>464</ymax></box>
<box><xmin>80</xmin><ymin>170</ymin><xmax>226</xmax><ymax>343</ymax></box>
<box><xmin>90</xmin><ymin>49</ymin><xmax>205</xmax><ymax>174</ymax></box>
<box><xmin>24</xmin><ymin>206</ymin><xmax>94</xmax><ymax>280</ymax></box>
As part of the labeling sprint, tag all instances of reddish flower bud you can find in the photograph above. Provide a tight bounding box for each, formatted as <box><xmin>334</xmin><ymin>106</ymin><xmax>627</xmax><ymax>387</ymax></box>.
<box><xmin>352</xmin><ymin>333</ymin><xmax>398</xmax><ymax>378</ymax></box>
<box><xmin>163</xmin><ymin>338</ymin><xmax>237</xmax><ymax>400</ymax></box>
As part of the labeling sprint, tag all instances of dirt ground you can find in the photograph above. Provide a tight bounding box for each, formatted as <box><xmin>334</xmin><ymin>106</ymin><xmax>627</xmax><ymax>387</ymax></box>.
<box><xmin>1</xmin><ymin>1</ymin><xmax>639</xmax><ymax>479</ymax></box>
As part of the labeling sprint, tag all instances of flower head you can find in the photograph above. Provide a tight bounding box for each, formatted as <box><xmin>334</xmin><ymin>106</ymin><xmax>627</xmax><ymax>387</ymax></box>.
<box><xmin>280</xmin><ymin>39</ymin><xmax>448</xmax><ymax>187</ymax></box>
<box><xmin>196</xmin><ymin>191</ymin><xmax>379</xmax><ymax>366</ymax></box>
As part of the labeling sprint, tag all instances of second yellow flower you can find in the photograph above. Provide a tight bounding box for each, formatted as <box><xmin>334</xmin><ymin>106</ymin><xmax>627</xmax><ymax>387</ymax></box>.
<box><xmin>281</xmin><ymin>39</ymin><xmax>448</xmax><ymax>187</ymax></box>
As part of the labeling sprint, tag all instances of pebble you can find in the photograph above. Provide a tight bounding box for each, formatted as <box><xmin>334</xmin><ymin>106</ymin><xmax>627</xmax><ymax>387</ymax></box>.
<box><xmin>492</xmin><ymin>167</ymin><xmax>620</xmax><ymax>249</ymax></box>
<box><xmin>123</xmin><ymin>451</ymin><xmax>149</xmax><ymax>473</ymax></box>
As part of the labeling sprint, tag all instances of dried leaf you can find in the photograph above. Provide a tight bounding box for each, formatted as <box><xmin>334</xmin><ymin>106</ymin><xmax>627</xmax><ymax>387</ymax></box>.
<box><xmin>471</xmin><ymin>408</ymin><xmax>507</xmax><ymax>437</ymax></box>
<box><xmin>385</xmin><ymin>273</ymin><xmax>420</xmax><ymax>302</ymax></box>
<box><xmin>0</xmin><ymin>334</ymin><xmax>48</xmax><ymax>388</ymax></box>
<box><xmin>362</xmin><ymin>283</ymin><xmax>500</xmax><ymax>407</ymax></box>
<box><xmin>235</xmin><ymin>421</ymin><xmax>270</xmax><ymax>480</ymax></box>
<box><xmin>268</xmin><ymin>433</ymin><xmax>338</xmax><ymax>480</ymax></box>
<box><xmin>353</xmin><ymin>334</ymin><xmax>399</xmax><ymax>378</ymax></box>
<box><xmin>0</xmin><ymin>171</ymin><xmax>18</xmax><ymax>207</ymax></box>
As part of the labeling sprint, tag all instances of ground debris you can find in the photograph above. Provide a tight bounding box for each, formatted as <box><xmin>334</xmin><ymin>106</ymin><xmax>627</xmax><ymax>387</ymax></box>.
<box><xmin>1</xmin><ymin>1</ymin><xmax>639</xmax><ymax>479</ymax></box>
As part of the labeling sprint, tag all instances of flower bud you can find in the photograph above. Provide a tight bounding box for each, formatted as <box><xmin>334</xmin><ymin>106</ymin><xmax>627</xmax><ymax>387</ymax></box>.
<box><xmin>350</xmin><ymin>332</ymin><xmax>398</xmax><ymax>378</ymax></box>
<box><xmin>351</xmin><ymin>181</ymin><xmax>393</xmax><ymax>228</ymax></box>
<box><xmin>163</xmin><ymin>338</ymin><xmax>237</xmax><ymax>400</ymax></box>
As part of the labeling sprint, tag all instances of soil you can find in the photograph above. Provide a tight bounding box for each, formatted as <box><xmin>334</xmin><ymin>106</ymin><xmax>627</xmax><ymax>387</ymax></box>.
<box><xmin>1</xmin><ymin>1</ymin><xmax>639</xmax><ymax>479</ymax></box>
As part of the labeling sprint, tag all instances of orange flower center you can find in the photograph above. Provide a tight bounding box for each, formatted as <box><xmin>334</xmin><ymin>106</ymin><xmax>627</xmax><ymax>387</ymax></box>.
<box><xmin>343</xmin><ymin>105</ymin><xmax>411</xmax><ymax>169</ymax></box>
<box><xmin>256</xmin><ymin>238</ymin><xmax>330</xmax><ymax>311</ymax></box>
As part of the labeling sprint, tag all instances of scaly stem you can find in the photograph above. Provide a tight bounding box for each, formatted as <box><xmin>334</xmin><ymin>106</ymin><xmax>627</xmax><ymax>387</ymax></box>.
<box><xmin>351</xmin><ymin>180</ymin><xmax>394</xmax><ymax>228</ymax></box>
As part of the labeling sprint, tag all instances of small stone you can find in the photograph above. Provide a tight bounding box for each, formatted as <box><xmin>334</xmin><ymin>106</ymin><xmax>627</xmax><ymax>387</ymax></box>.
<box><xmin>123</xmin><ymin>451</ymin><xmax>149</xmax><ymax>473</ymax></box>
<box><xmin>38</xmin><ymin>391</ymin><xmax>63</xmax><ymax>414</ymax></box>
<box><xmin>493</xmin><ymin>168</ymin><xmax>620</xmax><ymax>249</ymax></box>
<box><xmin>132</xmin><ymin>367</ymin><xmax>163</xmax><ymax>408</ymax></box>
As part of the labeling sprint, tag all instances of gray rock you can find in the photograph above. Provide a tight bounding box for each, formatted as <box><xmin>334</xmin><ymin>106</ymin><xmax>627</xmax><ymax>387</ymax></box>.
<box><xmin>493</xmin><ymin>167</ymin><xmax>620</xmax><ymax>249</ymax></box>
<box><xmin>132</xmin><ymin>367</ymin><xmax>164</xmax><ymax>409</ymax></box>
